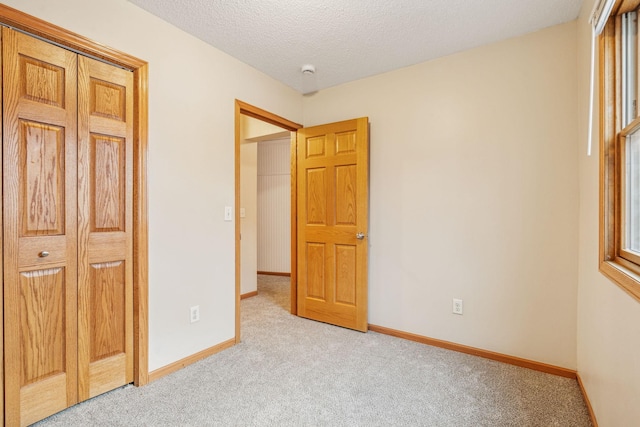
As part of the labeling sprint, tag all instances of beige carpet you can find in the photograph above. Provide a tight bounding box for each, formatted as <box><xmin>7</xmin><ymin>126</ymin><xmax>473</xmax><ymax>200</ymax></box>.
<box><xmin>35</xmin><ymin>274</ymin><xmax>591</xmax><ymax>426</ymax></box>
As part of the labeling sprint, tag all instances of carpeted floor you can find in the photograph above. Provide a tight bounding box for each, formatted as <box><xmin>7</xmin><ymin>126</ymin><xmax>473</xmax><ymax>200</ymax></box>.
<box><xmin>35</xmin><ymin>274</ymin><xmax>591</xmax><ymax>426</ymax></box>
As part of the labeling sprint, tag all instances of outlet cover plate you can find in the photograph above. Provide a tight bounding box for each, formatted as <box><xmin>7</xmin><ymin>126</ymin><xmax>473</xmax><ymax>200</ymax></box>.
<box><xmin>190</xmin><ymin>305</ymin><xmax>200</xmax><ymax>323</ymax></box>
<box><xmin>453</xmin><ymin>298</ymin><xmax>463</xmax><ymax>315</ymax></box>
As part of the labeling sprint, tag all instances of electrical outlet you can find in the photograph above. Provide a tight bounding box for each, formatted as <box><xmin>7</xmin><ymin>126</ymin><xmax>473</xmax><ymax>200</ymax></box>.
<box><xmin>452</xmin><ymin>298</ymin><xmax>463</xmax><ymax>315</ymax></box>
<box><xmin>190</xmin><ymin>305</ymin><xmax>200</xmax><ymax>323</ymax></box>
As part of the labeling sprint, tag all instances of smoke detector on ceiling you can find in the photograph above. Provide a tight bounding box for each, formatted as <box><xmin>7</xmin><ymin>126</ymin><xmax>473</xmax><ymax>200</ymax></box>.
<box><xmin>301</xmin><ymin>64</ymin><xmax>316</xmax><ymax>75</ymax></box>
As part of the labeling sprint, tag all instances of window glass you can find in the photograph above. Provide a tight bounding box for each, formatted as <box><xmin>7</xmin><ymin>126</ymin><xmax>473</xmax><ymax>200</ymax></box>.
<box><xmin>624</xmin><ymin>128</ymin><xmax>640</xmax><ymax>254</ymax></box>
<box><xmin>622</xmin><ymin>11</ymin><xmax>637</xmax><ymax>128</ymax></box>
<box><xmin>599</xmin><ymin>6</ymin><xmax>640</xmax><ymax>302</ymax></box>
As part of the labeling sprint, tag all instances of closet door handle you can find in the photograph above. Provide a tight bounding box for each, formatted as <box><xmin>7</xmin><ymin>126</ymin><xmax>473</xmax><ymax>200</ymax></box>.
<box><xmin>39</xmin><ymin>251</ymin><xmax>50</xmax><ymax>258</ymax></box>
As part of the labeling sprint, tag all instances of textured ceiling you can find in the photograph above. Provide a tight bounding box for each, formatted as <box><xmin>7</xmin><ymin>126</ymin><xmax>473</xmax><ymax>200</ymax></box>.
<box><xmin>128</xmin><ymin>0</ymin><xmax>584</xmax><ymax>94</ymax></box>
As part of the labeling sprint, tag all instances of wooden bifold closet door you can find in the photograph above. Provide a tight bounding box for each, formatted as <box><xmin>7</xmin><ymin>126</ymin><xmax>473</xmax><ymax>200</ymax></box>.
<box><xmin>2</xmin><ymin>28</ymin><xmax>134</xmax><ymax>426</ymax></box>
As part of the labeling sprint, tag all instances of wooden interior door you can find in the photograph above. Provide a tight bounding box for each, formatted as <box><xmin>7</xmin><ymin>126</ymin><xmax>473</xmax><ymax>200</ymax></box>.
<box><xmin>296</xmin><ymin>117</ymin><xmax>369</xmax><ymax>332</ymax></box>
<box><xmin>77</xmin><ymin>55</ymin><xmax>134</xmax><ymax>400</ymax></box>
<box><xmin>2</xmin><ymin>28</ymin><xmax>79</xmax><ymax>426</ymax></box>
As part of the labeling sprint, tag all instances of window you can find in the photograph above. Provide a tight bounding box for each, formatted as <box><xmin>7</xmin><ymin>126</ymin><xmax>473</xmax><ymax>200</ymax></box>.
<box><xmin>600</xmin><ymin>1</ymin><xmax>640</xmax><ymax>302</ymax></box>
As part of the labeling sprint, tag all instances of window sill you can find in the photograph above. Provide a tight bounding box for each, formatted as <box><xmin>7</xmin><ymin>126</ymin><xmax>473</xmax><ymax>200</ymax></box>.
<box><xmin>600</xmin><ymin>259</ymin><xmax>640</xmax><ymax>303</ymax></box>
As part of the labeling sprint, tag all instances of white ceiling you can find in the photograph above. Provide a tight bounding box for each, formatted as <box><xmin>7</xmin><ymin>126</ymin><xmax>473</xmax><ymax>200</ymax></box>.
<box><xmin>128</xmin><ymin>0</ymin><xmax>584</xmax><ymax>94</ymax></box>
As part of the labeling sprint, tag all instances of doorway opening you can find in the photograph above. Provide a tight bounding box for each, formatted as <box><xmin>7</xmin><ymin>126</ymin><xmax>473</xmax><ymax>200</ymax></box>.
<box><xmin>240</xmin><ymin>119</ymin><xmax>290</xmax><ymax>299</ymax></box>
<box><xmin>234</xmin><ymin>100</ymin><xmax>302</xmax><ymax>342</ymax></box>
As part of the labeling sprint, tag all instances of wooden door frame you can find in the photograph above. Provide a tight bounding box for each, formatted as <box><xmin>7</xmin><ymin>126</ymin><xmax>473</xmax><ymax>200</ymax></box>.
<box><xmin>234</xmin><ymin>100</ymin><xmax>301</xmax><ymax>342</ymax></box>
<box><xmin>0</xmin><ymin>5</ymin><xmax>150</xmax><ymax>408</ymax></box>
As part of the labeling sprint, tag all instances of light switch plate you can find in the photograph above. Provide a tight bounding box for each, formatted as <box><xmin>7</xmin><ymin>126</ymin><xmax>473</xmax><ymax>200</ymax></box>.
<box><xmin>224</xmin><ymin>206</ymin><xmax>233</xmax><ymax>221</ymax></box>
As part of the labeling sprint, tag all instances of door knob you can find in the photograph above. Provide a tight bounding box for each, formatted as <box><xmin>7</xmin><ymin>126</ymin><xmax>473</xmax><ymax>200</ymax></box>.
<box><xmin>39</xmin><ymin>251</ymin><xmax>50</xmax><ymax>258</ymax></box>
<box><xmin>356</xmin><ymin>233</ymin><xmax>365</xmax><ymax>240</ymax></box>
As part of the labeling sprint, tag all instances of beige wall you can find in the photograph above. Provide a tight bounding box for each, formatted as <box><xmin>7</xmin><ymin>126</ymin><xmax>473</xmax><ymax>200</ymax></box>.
<box><xmin>4</xmin><ymin>0</ymin><xmax>303</xmax><ymax>371</ymax></box>
<box><xmin>9</xmin><ymin>3</ymin><xmax>640</xmax><ymax>423</ymax></box>
<box><xmin>240</xmin><ymin>121</ymin><xmax>258</xmax><ymax>296</ymax></box>
<box><xmin>304</xmin><ymin>22</ymin><xmax>580</xmax><ymax>368</ymax></box>
<box><xmin>576</xmin><ymin>1</ymin><xmax>640</xmax><ymax>425</ymax></box>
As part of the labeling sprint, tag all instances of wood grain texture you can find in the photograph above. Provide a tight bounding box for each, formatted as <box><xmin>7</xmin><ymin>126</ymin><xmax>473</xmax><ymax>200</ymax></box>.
<box><xmin>148</xmin><ymin>339</ymin><xmax>236</xmax><ymax>383</ymax></box>
<box><xmin>615</xmin><ymin>0</ymin><xmax>640</xmax><ymax>15</ymax></box>
<box><xmin>77</xmin><ymin>55</ymin><xmax>134</xmax><ymax>401</ymax></box>
<box><xmin>19</xmin><ymin>268</ymin><xmax>66</xmax><ymax>385</ymax></box>
<box><xmin>240</xmin><ymin>290</ymin><xmax>258</xmax><ymax>300</ymax></box>
<box><xmin>599</xmin><ymin>17</ymin><xmax>640</xmax><ymax>303</ymax></box>
<box><xmin>88</xmin><ymin>354</ymin><xmax>126</xmax><ymax>398</ymax></box>
<box><xmin>335</xmin><ymin>131</ymin><xmax>356</xmax><ymax>154</ymax></box>
<box><xmin>290</xmin><ymin>132</ymin><xmax>298</xmax><ymax>315</ymax></box>
<box><xmin>600</xmin><ymin>20</ymin><xmax>616</xmax><ymax>266</ymax></box>
<box><xmin>306</xmin><ymin>168</ymin><xmax>327</xmax><ymax>224</ymax></box>
<box><xmin>236</xmin><ymin>100</ymin><xmax>302</xmax><ymax>132</ymax></box>
<box><xmin>599</xmin><ymin>260</ymin><xmax>640</xmax><ymax>300</ymax></box>
<box><xmin>306</xmin><ymin>243</ymin><xmax>326</xmax><ymax>300</ymax></box>
<box><xmin>91</xmin><ymin>135</ymin><xmax>125</xmax><ymax>232</ymax></box>
<box><xmin>1</xmin><ymin>26</ymin><xmax>4</xmax><ymax>423</ymax></box>
<box><xmin>0</xmin><ymin>4</ymin><xmax>145</xmax><ymax>70</ymax></box>
<box><xmin>234</xmin><ymin>100</ymin><xmax>302</xmax><ymax>340</ymax></box>
<box><xmin>3</xmin><ymin>27</ymin><xmax>79</xmax><ymax>426</ymax></box>
<box><xmin>335</xmin><ymin>165</ymin><xmax>356</xmax><ymax>225</ymax></box>
<box><xmin>89</xmin><ymin>262</ymin><xmax>126</xmax><ymax>361</ymax></box>
<box><xmin>90</xmin><ymin>78</ymin><xmax>126</xmax><ymax>121</ymax></box>
<box><xmin>256</xmin><ymin>271</ymin><xmax>291</xmax><ymax>277</ymax></box>
<box><xmin>21</xmin><ymin>56</ymin><xmax>64</xmax><ymax>107</ymax></box>
<box><xmin>133</xmin><ymin>63</ymin><xmax>149</xmax><ymax>387</ymax></box>
<box><xmin>335</xmin><ymin>245</ymin><xmax>356</xmax><ymax>305</ymax></box>
<box><xmin>0</xmin><ymin>7</ymin><xmax>150</xmax><ymax>419</ymax></box>
<box><xmin>87</xmin><ymin>232</ymin><xmax>126</xmax><ymax>262</ymax></box>
<box><xmin>20</xmin><ymin>121</ymin><xmax>65</xmax><ymax>236</ymax></box>
<box><xmin>577</xmin><ymin>373</ymin><xmax>599</xmax><ymax>427</ymax></box>
<box><xmin>297</xmin><ymin>118</ymin><xmax>369</xmax><ymax>332</ymax></box>
<box><xmin>618</xmin><ymin>117</ymin><xmax>640</xmax><ymax>266</ymax></box>
<box><xmin>368</xmin><ymin>324</ymin><xmax>578</xmax><ymax>379</ymax></box>
<box><xmin>18</xmin><ymin>236</ymin><xmax>65</xmax><ymax>268</ymax></box>
<box><xmin>20</xmin><ymin>373</ymin><xmax>67</xmax><ymax>427</ymax></box>
<box><xmin>306</xmin><ymin>136</ymin><xmax>326</xmax><ymax>158</ymax></box>
<box><xmin>234</xmin><ymin>101</ymin><xmax>242</xmax><ymax>344</ymax></box>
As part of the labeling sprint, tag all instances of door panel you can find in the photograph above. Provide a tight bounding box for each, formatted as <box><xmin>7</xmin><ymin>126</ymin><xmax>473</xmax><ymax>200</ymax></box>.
<box><xmin>335</xmin><ymin>245</ymin><xmax>356</xmax><ymax>305</ymax></box>
<box><xmin>77</xmin><ymin>55</ymin><xmax>134</xmax><ymax>400</ymax></box>
<box><xmin>90</xmin><ymin>261</ymin><xmax>126</xmax><ymax>361</ymax></box>
<box><xmin>306</xmin><ymin>168</ymin><xmax>327</xmax><ymax>224</ymax></box>
<box><xmin>92</xmin><ymin>135</ymin><xmax>126</xmax><ymax>231</ymax></box>
<box><xmin>297</xmin><ymin>118</ymin><xmax>368</xmax><ymax>332</ymax></box>
<box><xmin>3</xmin><ymin>28</ymin><xmax>78</xmax><ymax>426</ymax></box>
<box><xmin>306</xmin><ymin>243</ymin><xmax>326</xmax><ymax>300</ymax></box>
<box><xmin>335</xmin><ymin>165</ymin><xmax>357</xmax><ymax>225</ymax></box>
<box><xmin>20</xmin><ymin>268</ymin><xmax>66</xmax><ymax>386</ymax></box>
<box><xmin>20</xmin><ymin>121</ymin><xmax>66</xmax><ymax>236</ymax></box>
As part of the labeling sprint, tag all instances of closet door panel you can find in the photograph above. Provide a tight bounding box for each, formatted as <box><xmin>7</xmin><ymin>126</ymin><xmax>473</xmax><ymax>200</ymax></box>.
<box><xmin>77</xmin><ymin>55</ymin><xmax>134</xmax><ymax>400</ymax></box>
<box><xmin>3</xmin><ymin>28</ymin><xmax>78</xmax><ymax>426</ymax></box>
